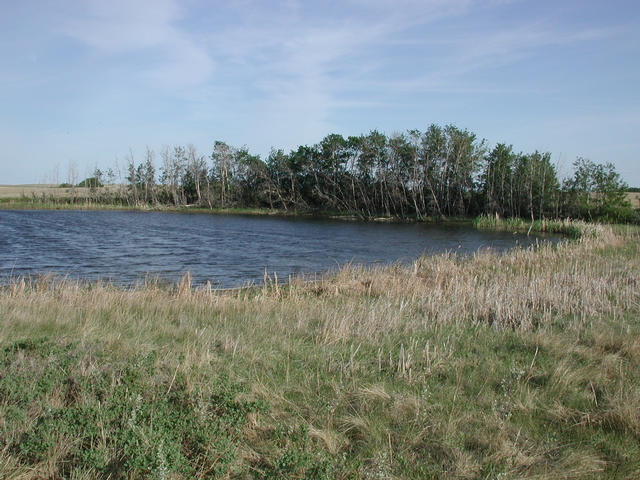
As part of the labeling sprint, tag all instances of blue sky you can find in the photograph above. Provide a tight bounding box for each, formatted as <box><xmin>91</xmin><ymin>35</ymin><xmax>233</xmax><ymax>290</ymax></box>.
<box><xmin>1</xmin><ymin>0</ymin><xmax>639</xmax><ymax>185</ymax></box>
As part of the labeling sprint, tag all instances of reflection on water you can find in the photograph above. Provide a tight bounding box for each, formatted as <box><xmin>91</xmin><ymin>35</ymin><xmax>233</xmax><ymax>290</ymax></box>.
<box><xmin>0</xmin><ymin>210</ymin><xmax>560</xmax><ymax>287</ymax></box>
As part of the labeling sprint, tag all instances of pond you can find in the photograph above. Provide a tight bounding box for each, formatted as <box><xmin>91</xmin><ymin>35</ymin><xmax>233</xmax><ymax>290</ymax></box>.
<box><xmin>0</xmin><ymin>210</ymin><xmax>559</xmax><ymax>287</ymax></box>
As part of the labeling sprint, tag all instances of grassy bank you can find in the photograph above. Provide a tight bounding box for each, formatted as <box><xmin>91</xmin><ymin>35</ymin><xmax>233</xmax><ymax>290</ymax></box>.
<box><xmin>0</xmin><ymin>196</ymin><xmax>287</xmax><ymax>217</ymax></box>
<box><xmin>1</xmin><ymin>221</ymin><xmax>639</xmax><ymax>478</ymax></box>
<box><xmin>0</xmin><ymin>196</ymin><xmax>369</xmax><ymax>221</ymax></box>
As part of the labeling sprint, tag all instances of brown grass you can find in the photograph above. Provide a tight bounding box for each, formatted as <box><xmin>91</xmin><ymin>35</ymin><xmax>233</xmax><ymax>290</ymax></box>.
<box><xmin>0</xmin><ymin>184</ymin><xmax>121</xmax><ymax>200</ymax></box>
<box><xmin>0</xmin><ymin>184</ymin><xmax>83</xmax><ymax>199</ymax></box>
<box><xmin>627</xmin><ymin>191</ymin><xmax>640</xmax><ymax>208</ymax></box>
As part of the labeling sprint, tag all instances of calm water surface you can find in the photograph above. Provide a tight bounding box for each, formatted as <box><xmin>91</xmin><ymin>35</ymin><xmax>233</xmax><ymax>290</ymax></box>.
<box><xmin>0</xmin><ymin>210</ymin><xmax>559</xmax><ymax>287</ymax></box>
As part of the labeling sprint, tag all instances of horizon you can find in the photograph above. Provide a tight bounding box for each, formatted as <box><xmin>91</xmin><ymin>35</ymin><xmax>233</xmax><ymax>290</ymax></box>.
<box><xmin>1</xmin><ymin>0</ymin><xmax>639</xmax><ymax>186</ymax></box>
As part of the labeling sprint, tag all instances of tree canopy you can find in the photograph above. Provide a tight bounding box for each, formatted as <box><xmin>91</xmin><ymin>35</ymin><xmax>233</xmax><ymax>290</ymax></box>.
<box><xmin>72</xmin><ymin>125</ymin><xmax>637</xmax><ymax>223</ymax></box>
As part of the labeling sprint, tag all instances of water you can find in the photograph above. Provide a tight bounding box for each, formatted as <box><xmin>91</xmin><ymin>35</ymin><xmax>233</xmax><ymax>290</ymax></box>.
<box><xmin>0</xmin><ymin>210</ymin><xmax>559</xmax><ymax>288</ymax></box>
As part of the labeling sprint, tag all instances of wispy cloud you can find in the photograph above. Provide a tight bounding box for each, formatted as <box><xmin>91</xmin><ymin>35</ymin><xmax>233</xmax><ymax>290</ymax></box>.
<box><xmin>376</xmin><ymin>23</ymin><xmax>619</xmax><ymax>93</ymax></box>
<box><xmin>56</xmin><ymin>0</ymin><xmax>576</xmax><ymax>126</ymax></box>
<box><xmin>185</xmin><ymin>0</ymin><xmax>483</xmax><ymax>143</ymax></box>
<box><xmin>2</xmin><ymin>0</ymin><xmax>638</xmax><ymax>184</ymax></box>
<box><xmin>28</xmin><ymin>0</ymin><xmax>632</xmax><ymax>128</ymax></box>
<box><xmin>59</xmin><ymin>0</ymin><xmax>214</xmax><ymax>88</ymax></box>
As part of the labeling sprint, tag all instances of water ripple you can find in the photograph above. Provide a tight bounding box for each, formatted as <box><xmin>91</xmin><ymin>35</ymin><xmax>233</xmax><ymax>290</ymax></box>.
<box><xmin>0</xmin><ymin>210</ymin><xmax>560</xmax><ymax>287</ymax></box>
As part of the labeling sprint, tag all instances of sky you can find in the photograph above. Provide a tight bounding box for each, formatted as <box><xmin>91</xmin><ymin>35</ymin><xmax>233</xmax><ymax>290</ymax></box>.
<box><xmin>1</xmin><ymin>0</ymin><xmax>639</xmax><ymax>186</ymax></box>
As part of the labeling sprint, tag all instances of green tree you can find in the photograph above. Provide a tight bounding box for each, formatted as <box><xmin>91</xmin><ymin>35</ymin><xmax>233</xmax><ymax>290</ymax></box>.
<box><xmin>564</xmin><ymin>158</ymin><xmax>633</xmax><ymax>221</ymax></box>
<box><xmin>441</xmin><ymin>125</ymin><xmax>485</xmax><ymax>216</ymax></box>
<box><xmin>233</xmin><ymin>148</ymin><xmax>266</xmax><ymax>206</ymax></box>
<box><xmin>211</xmin><ymin>141</ymin><xmax>234</xmax><ymax>208</ymax></box>
<box><xmin>482</xmin><ymin>144</ymin><xmax>515</xmax><ymax>217</ymax></box>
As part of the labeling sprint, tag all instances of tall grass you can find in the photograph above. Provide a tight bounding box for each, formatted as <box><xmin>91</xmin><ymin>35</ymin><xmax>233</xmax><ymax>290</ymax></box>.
<box><xmin>1</xmin><ymin>221</ymin><xmax>639</xmax><ymax>478</ymax></box>
<box><xmin>472</xmin><ymin>213</ymin><xmax>612</xmax><ymax>238</ymax></box>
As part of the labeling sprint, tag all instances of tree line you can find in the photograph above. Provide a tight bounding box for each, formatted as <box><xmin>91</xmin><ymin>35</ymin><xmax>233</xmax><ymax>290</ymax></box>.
<box><xmin>77</xmin><ymin>125</ymin><xmax>635</xmax><ymax>222</ymax></box>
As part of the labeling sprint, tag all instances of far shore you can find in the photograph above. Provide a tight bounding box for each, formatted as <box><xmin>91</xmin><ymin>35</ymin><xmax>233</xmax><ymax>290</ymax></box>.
<box><xmin>3</xmin><ymin>183</ymin><xmax>639</xmax><ymax>208</ymax></box>
<box><xmin>0</xmin><ymin>186</ymin><xmax>470</xmax><ymax>225</ymax></box>
<box><xmin>1</xmin><ymin>183</ymin><xmax>637</xmax><ymax>238</ymax></box>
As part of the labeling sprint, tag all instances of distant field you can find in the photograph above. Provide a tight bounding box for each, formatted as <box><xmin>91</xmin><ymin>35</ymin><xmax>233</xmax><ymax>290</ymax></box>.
<box><xmin>0</xmin><ymin>184</ymin><xmax>119</xmax><ymax>199</ymax></box>
<box><xmin>0</xmin><ymin>184</ymin><xmax>86</xmax><ymax>199</ymax></box>
<box><xmin>628</xmin><ymin>191</ymin><xmax>640</xmax><ymax>208</ymax></box>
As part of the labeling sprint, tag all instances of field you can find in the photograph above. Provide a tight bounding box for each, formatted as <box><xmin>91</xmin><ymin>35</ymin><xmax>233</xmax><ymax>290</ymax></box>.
<box><xmin>0</xmin><ymin>220</ymin><xmax>639</xmax><ymax>478</ymax></box>
<box><xmin>0</xmin><ymin>184</ymin><xmax>113</xmax><ymax>200</ymax></box>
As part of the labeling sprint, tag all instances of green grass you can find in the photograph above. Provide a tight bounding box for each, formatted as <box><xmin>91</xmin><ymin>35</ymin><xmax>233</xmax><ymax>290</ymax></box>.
<box><xmin>1</xmin><ymin>222</ymin><xmax>639</xmax><ymax>478</ymax></box>
<box><xmin>0</xmin><ymin>339</ymin><xmax>266</xmax><ymax>478</ymax></box>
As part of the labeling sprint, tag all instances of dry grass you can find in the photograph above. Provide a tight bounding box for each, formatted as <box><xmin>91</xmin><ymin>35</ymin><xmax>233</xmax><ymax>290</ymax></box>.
<box><xmin>0</xmin><ymin>184</ymin><xmax>101</xmax><ymax>199</ymax></box>
<box><xmin>0</xmin><ymin>221</ymin><xmax>639</xmax><ymax>478</ymax></box>
<box><xmin>627</xmin><ymin>191</ymin><xmax>640</xmax><ymax>208</ymax></box>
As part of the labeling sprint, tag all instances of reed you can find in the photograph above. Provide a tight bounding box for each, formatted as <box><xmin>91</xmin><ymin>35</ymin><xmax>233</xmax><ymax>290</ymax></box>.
<box><xmin>0</xmin><ymin>220</ymin><xmax>638</xmax><ymax>478</ymax></box>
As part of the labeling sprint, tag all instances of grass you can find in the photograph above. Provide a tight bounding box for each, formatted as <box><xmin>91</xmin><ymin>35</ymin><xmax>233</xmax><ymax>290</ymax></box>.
<box><xmin>0</xmin><ymin>185</ymin><xmax>123</xmax><ymax>200</ymax></box>
<box><xmin>627</xmin><ymin>192</ymin><xmax>640</xmax><ymax>209</ymax></box>
<box><xmin>0</xmin><ymin>185</ymin><xmax>74</xmax><ymax>199</ymax></box>
<box><xmin>1</xmin><ymin>220</ymin><xmax>639</xmax><ymax>478</ymax></box>
<box><xmin>471</xmin><ymin>214</ymin><xmax>611</xmax><ymax>238</ymax></box>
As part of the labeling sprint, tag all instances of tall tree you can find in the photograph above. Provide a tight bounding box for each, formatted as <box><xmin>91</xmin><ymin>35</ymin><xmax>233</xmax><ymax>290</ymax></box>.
<box><xmin>482</xmin><ymin>143</ymin><xmax>515</xmax><ymax>217</ymax></box>
<box><xmin>125</xmin><ymin>151</ymin><xmax>138</xmax><ymax>205</ymax></box>
<box><xmin>211</xmin><ymin>141</ymin><xmax>234</xmax><ymax>208</ymax></box>
<box><xmin>186</xmin><ymin>145</ymin><xmax>207</xmax><ymax>206</ymax></box>
<box><xmin>440</xmin><ymin>125</ymin><xmax>484</xmax><ymax>216</ymax></box>
<box><xmin>141</xmin><ymin>147</ymin><xmax>156</xmax><ymax>204</ymax></box>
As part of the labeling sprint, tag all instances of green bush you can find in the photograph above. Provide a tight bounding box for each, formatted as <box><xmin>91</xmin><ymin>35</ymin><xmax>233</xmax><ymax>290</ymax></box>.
<box><xmin>77</xmin><ymin>177</ymin><xmax>104</xmax><ymax>188</ymax></box>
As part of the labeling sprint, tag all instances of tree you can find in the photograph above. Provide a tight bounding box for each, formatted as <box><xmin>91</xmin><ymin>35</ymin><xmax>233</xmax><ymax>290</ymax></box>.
<box><xmin>186</xmin><ymin>145</ymin><xmax>207</xmax><ymax>206</ymax></box>
<box><xmin>211</xmin><ymin>141</ymin><xmax>235</xmax><ymax>208</ymax></box>
<box><xmin>233</xmin><ymin>148</ymin><xmax>266</xmax><ymax>206</ymax></box>
<box><xmin>482</xmin><ymin>144</ymin><xmax>515</xmax><ymax>217</ymax></box>
<box><xmin>439</xmin><ymin>125</ymin><xmax>484</xmax><ymax>216</ymax></box>
<box><xmin>126</xmin><ymin>151</ymin><xmax>138</xmax><ymax>205</ymax></box>
<box><xmin>420</xmin><ymin>124</ymin><xmax>447</xmax><ymax>217</ymax></box>
<box><xmin>160</xmin><ymin>146</ymin><xmax>184</xmax><ymax>206</ymax></box>
<box><xmin>77</xmin><ymin>175</ymin><xmax>103</xmax><ymax>189</ymax></box>
<box><xmin>564</xmin><ymin>158</ymin><xmax>633</xmax><ymax>221</ymax></box>
<box><xmin>141</xmin><ymin>148</ymin><xmax>156</xmax><ymax>204</ymax></box>
<box><xmin>357</xmin><ymin>130</ymin><xmax>391</xmax><ymax>216</ymax></box>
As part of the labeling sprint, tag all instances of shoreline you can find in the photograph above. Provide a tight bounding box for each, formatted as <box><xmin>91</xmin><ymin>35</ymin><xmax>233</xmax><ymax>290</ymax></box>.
<box><xmin>0</xmin><ymin>197</ymin><xmax>584</xmax><ymax>235</ymax></box>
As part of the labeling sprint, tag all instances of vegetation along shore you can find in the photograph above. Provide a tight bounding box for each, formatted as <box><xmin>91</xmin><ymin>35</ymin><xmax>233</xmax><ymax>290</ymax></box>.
<box><xmin>1</xmin><ymin>219</ymin><xmax>639</xmax><ymax>478</ymax></box>
<box><xmin>5</xmin><ymin>125</ymin><xmax>638</xmax><ymax>223</ymax></box>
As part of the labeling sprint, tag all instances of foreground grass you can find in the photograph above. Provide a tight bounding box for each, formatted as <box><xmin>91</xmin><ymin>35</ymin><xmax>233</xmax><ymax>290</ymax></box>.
<box><xmin>1</xmin><ymin>222</ymin><xmax>639</xmax><ymax>478</ymax></box>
